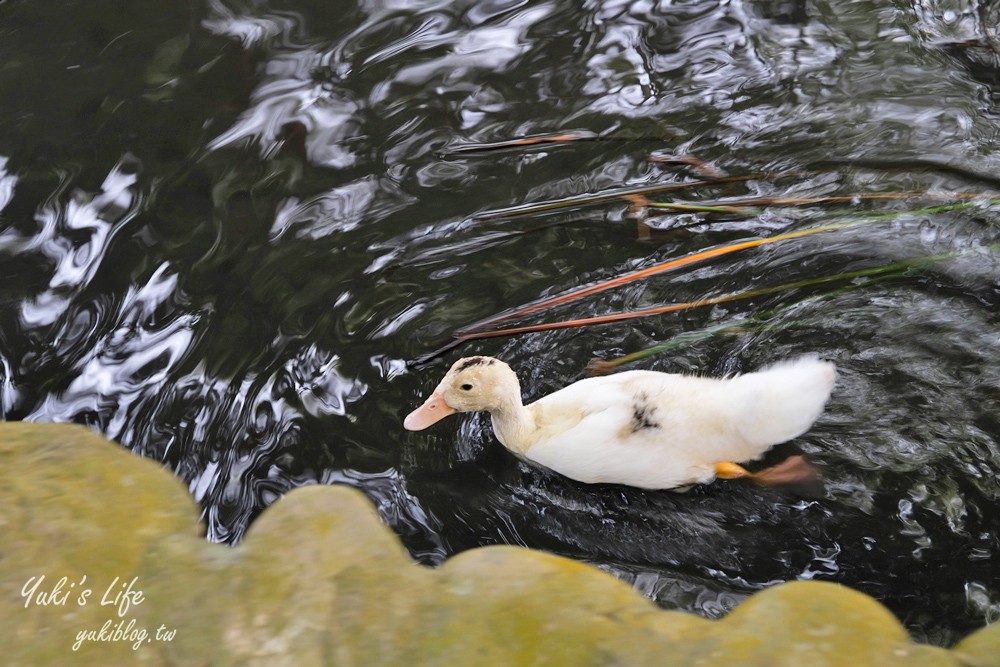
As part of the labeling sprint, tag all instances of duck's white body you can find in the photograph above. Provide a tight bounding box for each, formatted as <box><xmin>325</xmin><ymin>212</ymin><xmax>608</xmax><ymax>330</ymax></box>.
<box><xmin>404</xmin><ymin>355</ymin><xmax>836</xmax><ymax>490</ymax></box>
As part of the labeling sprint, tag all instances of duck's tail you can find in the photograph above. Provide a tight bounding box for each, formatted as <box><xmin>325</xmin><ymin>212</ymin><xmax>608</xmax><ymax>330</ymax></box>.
<box><xmin>730</xmin><ymin>355</ymin><xmax>837</xmax><ymax>448</ymax></box>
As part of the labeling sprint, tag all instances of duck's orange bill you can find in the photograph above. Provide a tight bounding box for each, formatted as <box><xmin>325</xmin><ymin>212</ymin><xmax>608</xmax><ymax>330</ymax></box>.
<box><xmin>403</xmin><ymin>390</ymin><xmax>456</xmax><ymax>431</ymax></box>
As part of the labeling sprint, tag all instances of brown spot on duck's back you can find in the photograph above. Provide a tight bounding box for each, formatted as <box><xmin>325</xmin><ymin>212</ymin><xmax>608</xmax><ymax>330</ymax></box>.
<box><xmin>631</xmin><ymin>405</ymin><xmax>659</xmax><ymax>432</ymax></box>
<box><xmin>624</xmin><ymin>391</ymin><xmax>660</xmax><ymax>436</ymax></box>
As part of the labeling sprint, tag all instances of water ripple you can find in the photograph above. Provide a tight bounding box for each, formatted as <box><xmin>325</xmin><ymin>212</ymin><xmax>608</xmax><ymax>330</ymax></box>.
<box><xmin>17</xmin><ymin>156</ymin><xmax>141</xmax><ymax>328</ymax></box>
<box><xmin>0</xmin><ymin>156</ymin><xmax>15</xmax><ymax>214</ymax></box>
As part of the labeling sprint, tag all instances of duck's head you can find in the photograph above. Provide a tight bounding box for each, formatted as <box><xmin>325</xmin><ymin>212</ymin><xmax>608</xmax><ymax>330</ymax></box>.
<box><xmin>403</xmin><ymin>356</ymin><xmax>520</xmax><ymax>431</ymax></box>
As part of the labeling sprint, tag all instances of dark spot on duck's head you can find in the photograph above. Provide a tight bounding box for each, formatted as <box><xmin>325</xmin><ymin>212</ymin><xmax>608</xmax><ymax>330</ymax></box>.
<box><xmin>456</xmin><ymin>356</ymin><xmax>496</xmax><ymax>372</ymax></box>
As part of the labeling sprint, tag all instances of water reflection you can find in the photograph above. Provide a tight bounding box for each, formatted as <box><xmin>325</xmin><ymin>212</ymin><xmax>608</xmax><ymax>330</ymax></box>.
<box><xmin>1</xmin><ymin>0</ymin><xmax>999</xmax><ymax>646</ymax></box>
<box><xmin>0</xmin><ymin>156</ymin><xmax>15</xmax><ymax>214</ymax></box>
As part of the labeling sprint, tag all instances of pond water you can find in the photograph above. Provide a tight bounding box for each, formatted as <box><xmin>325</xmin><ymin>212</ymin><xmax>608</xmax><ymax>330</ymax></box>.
<box><xmin>2</xmin><ymin>0</ymin><xmax>999</xmax><ymax>646</ymax></box>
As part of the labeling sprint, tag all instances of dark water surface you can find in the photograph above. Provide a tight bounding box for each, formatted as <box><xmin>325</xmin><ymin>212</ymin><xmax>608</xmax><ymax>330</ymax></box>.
<box><xmin>2</xmin><ymin>0</ymin><xmax>999</xmax><ymax>645</ymax></box>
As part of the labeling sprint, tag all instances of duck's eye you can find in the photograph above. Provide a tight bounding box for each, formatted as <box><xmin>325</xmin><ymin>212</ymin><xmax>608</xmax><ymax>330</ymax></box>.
<box><xmin>461</xmin><ymin>383</ymin><xmax>473</xmax><ymax>391</ymax></box>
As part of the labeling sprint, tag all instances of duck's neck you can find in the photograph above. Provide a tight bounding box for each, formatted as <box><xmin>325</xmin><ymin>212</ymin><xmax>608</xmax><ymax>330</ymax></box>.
<box><xmin>489</xmin><ymin>395</ymin><xmax>535</xmax><ymax>456</ymax></box>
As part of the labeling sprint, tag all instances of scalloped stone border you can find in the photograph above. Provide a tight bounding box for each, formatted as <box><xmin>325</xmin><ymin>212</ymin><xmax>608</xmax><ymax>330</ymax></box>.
<box><xmin>1</xmin><ymin>423</ymin><xmax>996</xmax><ymax>666</ymax></box>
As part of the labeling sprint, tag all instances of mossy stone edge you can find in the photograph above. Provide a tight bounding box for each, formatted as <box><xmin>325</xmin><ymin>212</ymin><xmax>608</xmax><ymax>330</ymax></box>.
<box><xmin>0</xmin><ymin>423</ymin><xmax>995</xmax><ymax>666</ymax></box>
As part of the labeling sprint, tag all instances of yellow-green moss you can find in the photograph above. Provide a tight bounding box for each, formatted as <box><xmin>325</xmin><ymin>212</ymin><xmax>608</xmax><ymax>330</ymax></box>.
<box><xmin>954</xmin><ymin>623</ymin><xmax>1000</xmax><ymax>667</ymax></box>
<box><xmin>0</xmin><ymin>423</ymin><xmax>994</xmax><ymax>666</ymax></box>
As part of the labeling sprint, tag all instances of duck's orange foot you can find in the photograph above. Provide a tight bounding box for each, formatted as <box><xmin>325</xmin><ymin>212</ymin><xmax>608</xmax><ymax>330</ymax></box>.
<box><xmin>751</xmin><ymin>455</ymin><xmax>819</xmax><ymax>486</ymax></box>
<box><xmin>715</xmin><ymin>455</ymin><xmax>819</xmax><ymax>486</ymax></box>
<box><xmin>715</xmin><ymin>461</ymin><xmax>752</xmax><ymax>479</ymax></box>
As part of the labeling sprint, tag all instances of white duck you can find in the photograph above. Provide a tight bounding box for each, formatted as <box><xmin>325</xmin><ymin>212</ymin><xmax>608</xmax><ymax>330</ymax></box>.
<box><xmin>404</xmin><ymin>355</ymin><xmax>836</xmax><ymax>489</ymax></box>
